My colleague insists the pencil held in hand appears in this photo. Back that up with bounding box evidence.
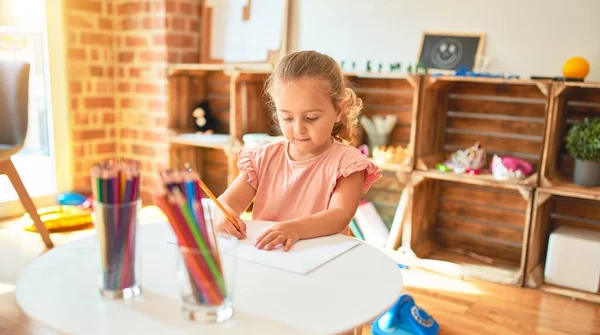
[197,179,245,238]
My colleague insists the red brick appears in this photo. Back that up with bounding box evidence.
[97,143,116,154]
[87,82,93,92]
[182,51,198,63]
[66,0,101,13]
[70,82,82,93]
[135,83,163,94]
[119,82,131,92]
[96,82,112,94]
[140,51,166,62]
[132,144,155,156]
[67,14,94,29]
[99,18,112,30]
[74,129,106,141]
[81,33,112,46]
[84,97,114,109]
[121,18,140,30]
[179,3,192,14]
[148,100,166,111]
[120,98,145,109]
[166,34,193,47]
[119,51,134,62]
[90,66,103,77]
[172,17,186,30]
[128,67,148,77]
[126,36,148,47]
[107,67,114,78]
[91,49,99,61]
[121,129,139,139]
[189,19,198,31]
[74,144,85,157]
[107,3,113,15]
[143,17,164,30]
[69,48,86,61]
[167,51,180,63]
[166,0,176,13]
[153,34,166,45]
[73,113,89,125]
[118,68,125,77]
[148,2,165,13]
[71,98,79,109]
[154,116,168,127]
[118,2,144,15]
[102,112,116,124]
[141,130,168,142]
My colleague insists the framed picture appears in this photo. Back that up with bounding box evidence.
[416,31,486,72]
[201,0,291,64]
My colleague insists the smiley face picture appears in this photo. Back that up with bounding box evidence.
[431,38,463,69]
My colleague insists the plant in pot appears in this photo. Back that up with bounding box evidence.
[566,117,600,186]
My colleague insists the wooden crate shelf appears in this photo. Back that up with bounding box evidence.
[349,74,421,171]
[401,174,534,286]
[540,82,600,201]
[525,188,600,304]
[415,76,552,188]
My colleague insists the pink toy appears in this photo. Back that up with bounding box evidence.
[490,155,533,180]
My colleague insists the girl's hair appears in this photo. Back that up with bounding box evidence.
[264,50,363,144]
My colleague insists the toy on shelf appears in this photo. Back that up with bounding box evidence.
[442,142,486,174]
[372,145,410,165]
[192,100,220,134]
[371,294,440,335]
[490,155,533,180]
[563,56,590,80]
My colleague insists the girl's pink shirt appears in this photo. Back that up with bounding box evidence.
[237,139,382,222]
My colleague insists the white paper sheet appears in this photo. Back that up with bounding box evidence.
[236,220,360,275]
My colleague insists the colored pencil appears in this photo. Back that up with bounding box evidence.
[91,158,141,292]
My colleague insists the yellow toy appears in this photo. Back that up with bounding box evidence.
[21,205,93,233]
[563,57,590,79]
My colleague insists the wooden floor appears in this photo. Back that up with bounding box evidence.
[1,212,599,335]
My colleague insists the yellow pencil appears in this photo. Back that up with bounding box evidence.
[197,179,243,234]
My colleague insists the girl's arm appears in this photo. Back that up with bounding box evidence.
[215,172,257,238]
[217,171,256,216]
[255,171,364,250]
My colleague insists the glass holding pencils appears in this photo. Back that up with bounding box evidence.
[154,169,238,323]
[91,158,142,300]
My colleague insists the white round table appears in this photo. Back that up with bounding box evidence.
[16,221,403,334]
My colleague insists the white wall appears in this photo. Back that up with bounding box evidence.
[289,0,600,81]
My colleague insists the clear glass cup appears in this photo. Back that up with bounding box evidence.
[176,234,237,323]
[92,200,142,300]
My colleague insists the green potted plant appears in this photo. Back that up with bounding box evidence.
[566,117,600,186]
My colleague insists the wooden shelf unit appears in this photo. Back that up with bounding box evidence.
[401,173,535,286]
[414,76,552,187]
[525,188,600,304]
[540,81,600,201]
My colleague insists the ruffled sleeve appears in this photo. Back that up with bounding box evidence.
[236,148,259,189]
[335,152,383,194]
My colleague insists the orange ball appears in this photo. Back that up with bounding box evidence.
[563,57,590,79]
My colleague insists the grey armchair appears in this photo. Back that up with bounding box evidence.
[0,60,53,248]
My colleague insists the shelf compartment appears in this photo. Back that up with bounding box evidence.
[402,175,534,286]
[525,188,600,304]
[540,82,600,200]
[415,76,552,188]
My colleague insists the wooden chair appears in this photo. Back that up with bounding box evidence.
[0,60,53,248]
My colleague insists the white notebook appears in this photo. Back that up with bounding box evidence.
[236,220,360,275]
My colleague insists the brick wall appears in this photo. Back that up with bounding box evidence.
[66,0,116,190]
[66,0,201,204]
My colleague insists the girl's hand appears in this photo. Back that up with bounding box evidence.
[255,223,300,251]
[214,208,247,239]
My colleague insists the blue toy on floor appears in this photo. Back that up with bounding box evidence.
[371,293,440,335]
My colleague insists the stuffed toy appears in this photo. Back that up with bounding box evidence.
[490,155,533,180]
[444,142,486,174]
[192,100,220,134]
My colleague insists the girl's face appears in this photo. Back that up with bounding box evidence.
[273,77,341,160]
